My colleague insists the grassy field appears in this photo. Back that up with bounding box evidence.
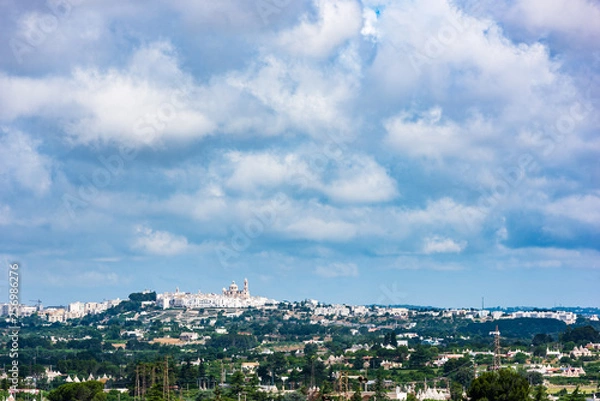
[546,384,598,394]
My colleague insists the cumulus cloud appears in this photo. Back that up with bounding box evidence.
[500,0,600,42]
[133,225,191,255]
[544,194,600,226]
[323,155,398,203]
[224,151,310,192]
[0,128,52,195]
[222,150,397,203]
[0,42,217,146]
[423,236,466,254]
[0,0,598,305]
[275,0,363,58]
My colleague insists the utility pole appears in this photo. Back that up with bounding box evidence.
[135,365,140,400]
[164,357,170,401]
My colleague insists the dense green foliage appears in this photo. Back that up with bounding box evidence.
[48,381,106,401]
[468,369,530,401]
[2,303,598,401]
[560,326,600,344]
[461,318,567,339]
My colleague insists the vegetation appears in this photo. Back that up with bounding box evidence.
[1,302,599,401]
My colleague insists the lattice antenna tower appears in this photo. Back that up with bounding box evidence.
[491,325,501,370]
[337,371,349,401]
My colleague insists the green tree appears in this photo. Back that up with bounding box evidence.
[304,343,318,358]
[524,371,544,386]
[444,357,474,388]
[531,385,550,401]
[468,369,530,401]
[351,380,363,401]
[532,334,553,346]
[373,370,388,401]
[229,370,246,397]
[214,384,223,401]
[409,346,432,368]
[449,381,464,401]
[145,384,165,401]
[533,346,546,358]
[561,326,600,345]
[48,381,106,401]
[512,353,528,365]
[559,387,586,401]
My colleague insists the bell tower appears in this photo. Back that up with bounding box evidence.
[243,278,249,298]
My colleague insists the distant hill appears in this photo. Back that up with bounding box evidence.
[459,318,567,339]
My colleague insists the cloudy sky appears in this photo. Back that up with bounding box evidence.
[1,0,599,308]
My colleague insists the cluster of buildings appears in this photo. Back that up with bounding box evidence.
[507,310,578,324]
[312,305,409,318]
[44,299,124,322]
[0,299,123,323]
[310,304,585,325]
[156,279,276,309]
[307,303,583,325]
[396,386,450,401]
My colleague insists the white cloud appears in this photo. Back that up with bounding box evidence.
[284,217,356,242]
[398,197,488,234]
[0,42,217,146]
[225,151,310,192]
[276,0,363,58]
[226,54,357,138]
[423,236,466,254]
[164,191,229,223]
[323,156,398,203]
[315,262,358,278]
[545,194,600,226]
[222,150,397,203]
[384,107,500,162]
[133,225,190,255]
[0,128,52,195]
[504,0,600,42]
[369,0,566,117]
[361,7,380,40]
[495,246,600,270]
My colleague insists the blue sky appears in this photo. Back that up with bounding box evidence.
[1,0,599,308]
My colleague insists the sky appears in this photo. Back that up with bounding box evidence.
[0,0,599,309]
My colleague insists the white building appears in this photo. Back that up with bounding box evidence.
[157,279,275,310]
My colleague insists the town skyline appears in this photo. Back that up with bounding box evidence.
[6,275,599,311]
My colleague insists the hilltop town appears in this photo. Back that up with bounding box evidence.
[1,279,599,401]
